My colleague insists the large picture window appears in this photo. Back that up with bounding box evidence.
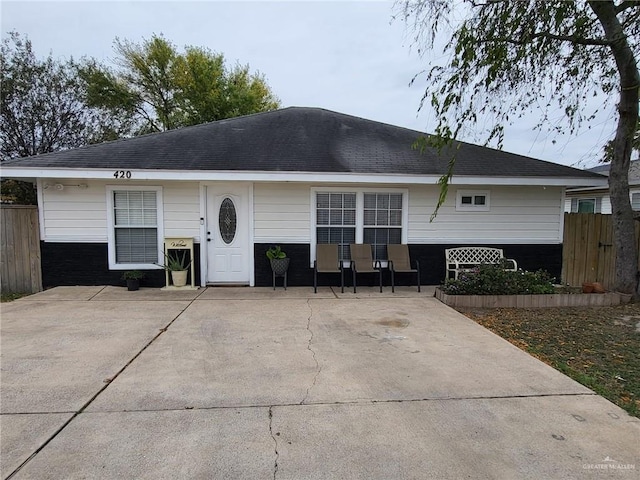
[107,186,163,269]
[313,189,406,262]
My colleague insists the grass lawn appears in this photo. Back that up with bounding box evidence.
[1,292,31,302]
[458,303,640,418]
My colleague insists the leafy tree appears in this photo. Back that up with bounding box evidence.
[398,0,639,296]
[0,32,129,204]
[80,34,281,134]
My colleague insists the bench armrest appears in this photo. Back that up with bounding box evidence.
[502,258,518,271]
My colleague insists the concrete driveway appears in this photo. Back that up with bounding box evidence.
[1,286,638,479]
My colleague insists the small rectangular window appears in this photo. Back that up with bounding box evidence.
[456,190,490,211]
[631,193,640,211]
[577,198,596,213]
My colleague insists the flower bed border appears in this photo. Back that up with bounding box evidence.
[435,288,630,308]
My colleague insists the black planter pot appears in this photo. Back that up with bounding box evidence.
[270,258,290,276]
[126,279,140,291]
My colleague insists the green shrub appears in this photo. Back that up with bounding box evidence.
[266,245,286,259]
[441,264,555,295]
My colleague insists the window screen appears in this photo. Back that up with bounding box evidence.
[113,190,158,263]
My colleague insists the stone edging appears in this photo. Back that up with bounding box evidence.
[434,288,629,308]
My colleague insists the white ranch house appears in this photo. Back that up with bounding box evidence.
[1,107,606,288]
[564,159,640,214]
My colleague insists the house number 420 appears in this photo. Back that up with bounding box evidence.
[113,170,132,179]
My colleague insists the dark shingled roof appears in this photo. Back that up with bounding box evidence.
[2,107,603,179]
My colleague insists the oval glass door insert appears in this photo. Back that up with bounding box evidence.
[219,197,237,244]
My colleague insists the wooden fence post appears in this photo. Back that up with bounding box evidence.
[1,205,42,294]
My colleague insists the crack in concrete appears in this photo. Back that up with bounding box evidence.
[268,406,279,480]
[86,286,107,301]
[301,299,321,405]
[3,392,599,416]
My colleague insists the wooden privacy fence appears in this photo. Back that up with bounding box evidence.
[562,213,640,290]
[1,205,42,294]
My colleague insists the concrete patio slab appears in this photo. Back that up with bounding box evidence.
[272,395,639,480]
[88,296,591,413]
[87,298,318,411]
[90,285,203,301]
[333,285,435,298]
[303,297,592,403]
[10,408,274,480]
[196,286,336,300]
[13,286,106,301]
[0,413,73,477]
[1,299,190,413]
[2,286,638,480]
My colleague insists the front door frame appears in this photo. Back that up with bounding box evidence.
[199,182,254,286]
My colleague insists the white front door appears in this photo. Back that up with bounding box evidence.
[206,184,251,284]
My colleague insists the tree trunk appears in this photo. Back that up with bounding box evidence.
[589,1,639,296]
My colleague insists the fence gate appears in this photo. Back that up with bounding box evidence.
[562,213,640,289]
[0,205,42,294]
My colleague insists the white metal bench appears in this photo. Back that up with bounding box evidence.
[445,247,518,280]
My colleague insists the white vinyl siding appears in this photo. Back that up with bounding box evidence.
[409,185,564,243]
[39,181,108,241]
[163,182,200,239]
[39,180,200,243]
[39,180,570,253]
[253,183,311,243]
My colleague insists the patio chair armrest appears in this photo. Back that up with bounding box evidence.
[388,259,394,272]
[374,260,382,270]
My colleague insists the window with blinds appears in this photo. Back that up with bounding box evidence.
[113,190,158,263]
[632,193,640,211]
[315,191,405,262]
[316,192,356,260]
[363,193,402,261]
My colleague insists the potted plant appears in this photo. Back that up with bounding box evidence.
[122,270,145,291]
[158,251,191,287]
[266,245,289,276]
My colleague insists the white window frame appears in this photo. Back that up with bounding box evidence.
[456,190,490,212]
[106,185,164,270]
[310,187,409,267]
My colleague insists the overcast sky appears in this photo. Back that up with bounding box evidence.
[2,0,618,168]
